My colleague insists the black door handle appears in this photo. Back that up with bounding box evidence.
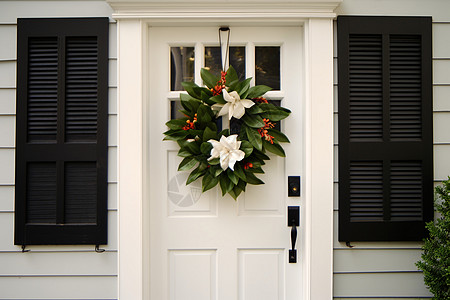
[288,206,300,263]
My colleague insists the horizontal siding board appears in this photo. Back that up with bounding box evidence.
[108,183,117,210]
[108,146,117,183]
[109,59,117,87]
[0,115,14,147]
[334,273,432,298]
[0,89,15,114]
[0,25,16,60]
[0,61,15,87]
[432,23,450,58]
[433,60,450,84]
[0,276,117,299]
[109,115,117,146]
[433,86,450,111]
[0,1,113,23]
[0,149,14,184]
[0,211,117,251]
[0,251,116,276]
[108,87,117,114]
[0,186,13,211]
[109,23,117,58]
[434,112,450,142]
[434,144,450,180]
[334,249,422,272]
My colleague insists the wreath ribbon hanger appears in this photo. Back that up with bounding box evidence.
[219,27,230,71]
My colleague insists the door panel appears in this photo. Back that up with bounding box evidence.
[148,26,303,300]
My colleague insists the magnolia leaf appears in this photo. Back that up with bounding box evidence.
[247,104,263,115]
[225,65,238,84]
[248,166,264,174]
[208,157,220,165]
[201,91,216,106]
[186,167,206,185]
[268,128,290,143]
[247,85,272,99]
[263,140,286,157]
[201,68,219,89]
[238,78,252,98]
[177,148,192,157]
[253,149,270,161]
[245,172,265,185]
[261,109,290,122]
[219,173,234,196]
[181,82,201,99]
[165,118,188,130]
[214,166,223,177]
[242,114,265,128]
[197,104,212,123]
[202,127,216,143]
[178,157,198,171]
[200,141,213,154]
[240,140,253,157]
[244,125,263,151]
[202,173,219,192]
[185,140,201,155]
[226,168,239,185]
[210,94,226,104]
[237,179,247,192]
[228,185,243,200]
[163,130,189,141]
[233,163,247,181]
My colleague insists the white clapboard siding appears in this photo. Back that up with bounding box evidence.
[334,273,432,298]
[0,186,13,211]
[109,87,117,114]
[434,86,450,111]
[0,89,15,114]
[109,23,117,59]
[334,249,422,273]
[434,60,450,84]
[108,146,117,183]
[0,211,118,252]
[0,25,15,59]
[109,115,118,146]
[0,61,15,87]
[0,276,117,299]
[434,113,450,143]
[433,23,450,58]
[434,145,450,180]
[0,251,117,275]
[0,1,114,23]
[0,149,14,184]
[0,115,14,147]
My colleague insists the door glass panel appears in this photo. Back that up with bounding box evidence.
[171,47,195,91]
[204,46,246,80]
[255,46,280,90]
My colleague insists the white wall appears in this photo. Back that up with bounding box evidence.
[334,0,450,298]
[0,1,117,299]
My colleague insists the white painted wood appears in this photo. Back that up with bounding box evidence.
[334,298,431,300]
[109,87,118,114]
[0,89,15,114]
[0,276,117,299]
[434,86,450,112]
[0,251,117,275]
[0,186,13,211]
[304,18,334,300]
[117,19,145,300]
[0,25,16,59]
[109,115,118,146]
[334,249,422,272]
[0,149,14,184]
[148,26,303,300]
[0,1,113,23]
[434,144,450,180]
[0,116,14,147]
[334,273,432,298]
[110,23,118,58]
[335,0,450,22]
[434,60,450,84]
[334,113,338,145]
[109,59,118,87]
[108,146,117,183]
[108,182,118,210]
[0,61,15,87]
[433,23,450,58]
[434,112,450,143]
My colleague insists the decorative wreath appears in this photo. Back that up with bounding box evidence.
[163,66,291,199]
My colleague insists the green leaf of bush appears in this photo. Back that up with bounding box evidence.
[268,128,290,143]
[263,140,286,157]
[202,173,219,192]
[201,68,219,89]
[242,114,265,128]
[178,157,198,171]
[244,125,263,151]
[247,85,272,99]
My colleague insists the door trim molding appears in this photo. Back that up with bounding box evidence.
[114,3,338,299]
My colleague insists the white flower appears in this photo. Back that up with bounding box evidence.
[217,89,255,120]
[208,135,245,171]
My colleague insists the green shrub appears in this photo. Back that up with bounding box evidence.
[416,177,450,299]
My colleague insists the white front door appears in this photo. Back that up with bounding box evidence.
[148,26,303,300]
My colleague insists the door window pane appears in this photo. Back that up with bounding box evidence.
[204,46,246,81]
[171,47,195,91]
[255,46,280,90]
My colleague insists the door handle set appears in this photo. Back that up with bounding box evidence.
[288,206,300,263]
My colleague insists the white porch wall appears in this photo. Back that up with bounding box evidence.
[0,1,118,299]
[334,0,450,298]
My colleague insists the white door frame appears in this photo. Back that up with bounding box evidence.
[110,1,340,299]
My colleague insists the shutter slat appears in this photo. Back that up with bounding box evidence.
[65,37,98,143]
[27,37,58,142]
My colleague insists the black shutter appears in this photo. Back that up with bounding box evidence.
[15,18,108,245]
[338,16,433,241]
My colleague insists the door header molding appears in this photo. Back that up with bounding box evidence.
[107,0,341,20]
